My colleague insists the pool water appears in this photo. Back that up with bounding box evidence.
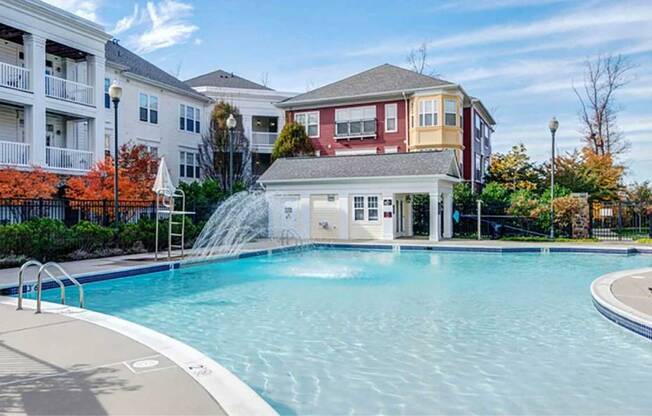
[38,249,652,414]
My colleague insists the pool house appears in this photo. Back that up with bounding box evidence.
[258,150,461,241]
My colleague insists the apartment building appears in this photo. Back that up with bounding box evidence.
[185,70,294,177]
[0,0,210,185]
[275,64,495,190]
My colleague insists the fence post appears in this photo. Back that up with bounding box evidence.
[648,213,652,238]
[477,200,483,240]
[38,198,44,218]
[102,199,108,226]
[617,202,623,241]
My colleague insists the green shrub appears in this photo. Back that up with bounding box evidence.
[71,221,114,252]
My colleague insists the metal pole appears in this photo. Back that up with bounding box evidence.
[113,98,120,230]
[550,130,555,239]
[229,127,234,193]
[477,199,482,240]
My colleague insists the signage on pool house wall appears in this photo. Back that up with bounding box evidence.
[383,198,393,218]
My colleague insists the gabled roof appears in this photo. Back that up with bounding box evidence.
[277,64,453,108]
[258,150,460,183]
[105,41,209,101]
[184,69,272,91]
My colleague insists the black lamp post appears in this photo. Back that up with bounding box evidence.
[226,114,237,193]
[108,80,122,229]
[548,116,559,239]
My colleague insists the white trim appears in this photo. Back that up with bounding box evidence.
[294,111,319,138]
[418,98,438,127]
[0,296,276,416]
[351,194,381,224]
[384,103,398,133]
[335,148,377,156]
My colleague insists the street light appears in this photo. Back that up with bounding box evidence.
[548,116,559,239]
[226,114,237,193]
[108,80,122,229]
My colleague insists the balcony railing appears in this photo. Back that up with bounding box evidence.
[46,146,93,171]
[251,132,278,151]
[0,62,30,92]
[45,75,94,106]
[0,140,30,166]
[335,119,377,139]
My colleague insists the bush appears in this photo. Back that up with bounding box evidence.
[453,182,476,214]
[480,182,511,214]
[272,122,315,160]
[71,221,114,252]
[177,179,226,222]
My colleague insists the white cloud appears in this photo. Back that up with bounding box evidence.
[432,0,573,12]
[42,0,102,22]
[114,0,199,54]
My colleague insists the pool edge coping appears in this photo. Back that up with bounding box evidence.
[590,267,652,340]
[0,296,278,416]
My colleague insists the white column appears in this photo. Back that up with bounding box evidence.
[87,54,105,163]
[338,192,349,240]
[23,34,46,167]
[429,191,440,242]
[299,193,311,240]
[443,192,453,239]
[382,194,395,240]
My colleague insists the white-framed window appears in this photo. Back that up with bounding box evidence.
[474,112,481,141]
[444,99,456,126]
[335,106,376,137]
[385,103,397,133]
[179,150,200,179]
[475,153,482,180]
[352,195,380,223]
[104,78,111,109]
[418,99,438,127]
[179,104,201,133]
[294,111,319,137]
[139,93,158,124]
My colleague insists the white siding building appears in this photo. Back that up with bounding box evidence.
[0,0,211,185]
[185,70,295,177]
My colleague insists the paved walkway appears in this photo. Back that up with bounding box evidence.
[0,303,225,416]
[611,270,652,316]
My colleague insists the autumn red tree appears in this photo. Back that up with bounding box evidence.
[0,167,60,199]
[65,143,157,201]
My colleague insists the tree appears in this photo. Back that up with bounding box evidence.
[271,122,315,160]
[485,144,544,192]
[0,167,59,199]
[453,182,476,213]
[406,42,437,76]
[198,101,251,191]
[625,181,652,228]
[479,182,511,214]
[65,143,157,201]
[553,147,624,201]
[573,54,633,156]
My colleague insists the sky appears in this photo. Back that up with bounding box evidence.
[46,0,652,183]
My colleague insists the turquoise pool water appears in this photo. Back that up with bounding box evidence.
[38,249,652,414]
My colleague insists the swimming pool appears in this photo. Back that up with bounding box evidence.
[37,248,652,414]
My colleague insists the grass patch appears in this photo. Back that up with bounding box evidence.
[636,238,652,244]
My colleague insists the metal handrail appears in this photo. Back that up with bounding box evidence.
[36,262,84,314]
[17,260,46,309]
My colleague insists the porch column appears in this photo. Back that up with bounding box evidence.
[23,34,46,167]
[429,192,441,242]
[381,194,394,240]
[443,192,453,239]
[298,192,311,240]
[87,55,105,163]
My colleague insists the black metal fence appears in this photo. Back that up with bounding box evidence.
[454,215,550,239]
[0,198,156,226]
[590,202,652,241]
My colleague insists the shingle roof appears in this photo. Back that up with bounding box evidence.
[184,69,272,90]
[258,150,460,183]
[278,64,453,106]
[105,41,208,101]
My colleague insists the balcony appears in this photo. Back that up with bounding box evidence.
[0,62,30,92]
[0,140,30,166]
[46,146,92,171]
[45,75,94,106]
[335,119,377,140]
[251,132,278,152]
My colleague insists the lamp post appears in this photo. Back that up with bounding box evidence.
[548,117,559,239]
[226,114,237,193]
[108,80,122,229]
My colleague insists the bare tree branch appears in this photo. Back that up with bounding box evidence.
[260,72,270,88]
[406,42,437,76]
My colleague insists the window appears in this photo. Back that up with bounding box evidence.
[352,195,380,222]
[179,150,200,179]
[385,103,397,133]
[139,93,158,124]
[294,111,319,137]
[418,99,438,127]
[474,113,481,141]
[475,154,482,180]
[104,78,110,109]
[179,104,200,133]
[445,99,456,126]
[335,106,376,137]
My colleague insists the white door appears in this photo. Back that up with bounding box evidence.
[271,195,300,235]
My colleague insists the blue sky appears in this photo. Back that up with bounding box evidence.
[47,0,652,183]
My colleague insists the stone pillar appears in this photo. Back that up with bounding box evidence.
[443,192,453,239]
[23,34,46,167]
[87,55,105,163]
[429,192,440,242]
[571,193,590,239]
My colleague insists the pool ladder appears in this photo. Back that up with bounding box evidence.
[17,260,84,314]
